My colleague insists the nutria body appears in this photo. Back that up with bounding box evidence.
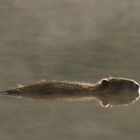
[4,77,140,107]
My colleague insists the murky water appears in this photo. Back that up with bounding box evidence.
[0,0,140,140]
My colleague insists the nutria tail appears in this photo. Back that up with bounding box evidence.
[0,90,8,96]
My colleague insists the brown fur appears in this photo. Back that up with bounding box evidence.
[6,77,140,107]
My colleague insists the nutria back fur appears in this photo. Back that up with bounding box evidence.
[6,77,140,107]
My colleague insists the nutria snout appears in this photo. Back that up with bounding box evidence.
[4,77,140,107]
[132,82,139,92]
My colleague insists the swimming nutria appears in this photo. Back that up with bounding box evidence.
[2,77,140,107]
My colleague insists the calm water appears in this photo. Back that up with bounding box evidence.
[0,0,140,140]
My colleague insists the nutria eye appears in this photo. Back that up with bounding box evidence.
[101,79,109,87]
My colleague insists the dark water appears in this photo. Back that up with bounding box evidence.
[0,0,140,140]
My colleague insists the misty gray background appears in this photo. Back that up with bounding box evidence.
[0,0,140,140]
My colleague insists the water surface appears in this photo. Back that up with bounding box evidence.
[0,0,140,140]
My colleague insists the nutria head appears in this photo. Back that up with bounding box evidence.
[95,77,140,107]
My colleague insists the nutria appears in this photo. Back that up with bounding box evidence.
[2,77,140,107]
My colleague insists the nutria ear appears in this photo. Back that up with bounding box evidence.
[101,79,109,87]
